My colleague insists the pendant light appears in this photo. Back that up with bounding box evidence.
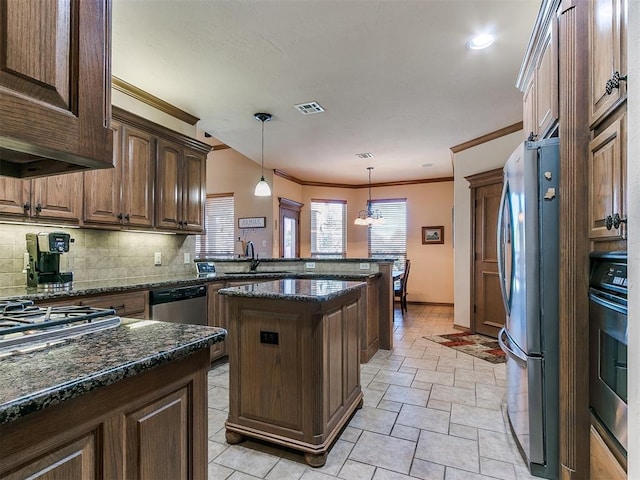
[354,167,384,225]
[254,112,272,196]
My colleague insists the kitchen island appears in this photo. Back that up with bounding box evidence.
[0,318,226,479]
[219,279,364,467]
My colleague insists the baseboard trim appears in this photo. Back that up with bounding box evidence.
[400,301,454,307]
[452,323,472,333]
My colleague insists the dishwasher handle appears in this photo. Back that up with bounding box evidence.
[149,284,206,305]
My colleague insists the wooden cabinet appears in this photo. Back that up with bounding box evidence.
[207,282,227,360]
[589,115,626,240]
[0,0,113,178]
[0,349,210,480]
[589,0,627,126]
[79,291,148,319]
[590,424,626,479]
[156,140,206,233]
[519,12,558,140]
[0,173,82,223]
[84,121,155,228]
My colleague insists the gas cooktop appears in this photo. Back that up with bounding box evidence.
[0,300,121,356]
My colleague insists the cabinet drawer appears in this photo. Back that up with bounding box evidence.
[80,292,147,317]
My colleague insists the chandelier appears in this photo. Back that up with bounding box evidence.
[354,167,384,225]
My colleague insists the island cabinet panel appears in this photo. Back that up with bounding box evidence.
[207,282,227,360]
[225,286,363,467]
[0,0,113,178]
[0,349,209,480]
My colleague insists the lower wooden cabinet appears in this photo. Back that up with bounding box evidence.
[590,424,626,480]
[38,291,148,319]
[0,349,210,480]
[207,282,226,360]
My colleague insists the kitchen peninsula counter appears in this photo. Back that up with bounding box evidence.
[220,279,364,467]
[0,320,226,479]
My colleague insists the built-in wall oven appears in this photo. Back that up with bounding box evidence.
[589,251,627,456]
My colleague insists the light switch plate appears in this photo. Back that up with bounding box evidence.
[183,252,190,264]
[359,263,370,270]
[305,262,316,269]
[154,252,162,265]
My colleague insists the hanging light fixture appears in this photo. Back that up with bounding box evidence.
[254,112,272,196]
[354,167,384,225]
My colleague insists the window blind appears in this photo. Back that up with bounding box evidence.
[310,199,347,258]
[368,199,407,269]
[195,194,235,258]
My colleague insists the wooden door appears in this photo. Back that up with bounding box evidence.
[31,173,82,222]
[0,177,29,217]
[122,126,154,227]
[155,138,181,230]
[467,169,505,338]
[83,121,123,225]
[279,198,303,258]
[589,0,626,125]
[180,148,206,233]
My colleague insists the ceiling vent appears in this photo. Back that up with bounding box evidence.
[294,101,325,115]
[355,153,374,159]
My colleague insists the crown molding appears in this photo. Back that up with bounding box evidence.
[450,122,523,154]
[274,169,453,188]
[112,76,200,126]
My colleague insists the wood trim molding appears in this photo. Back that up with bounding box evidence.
[112,76,200,126]
[211,144,231,151]
[278,197,304,211]
[273,169,453,188]
[464,168,503,188]
[450,122,523,154]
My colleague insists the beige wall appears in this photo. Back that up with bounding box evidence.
[452,131,522,329]
[207,157,455,304]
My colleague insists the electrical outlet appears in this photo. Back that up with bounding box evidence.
[305,262,316,269]
[262,240,267,247]
[359,263,370,270]
[183,252,190,264]
[154,252,162,265]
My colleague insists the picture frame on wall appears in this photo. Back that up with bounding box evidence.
[238,217,266,229]
[422,225,444,244]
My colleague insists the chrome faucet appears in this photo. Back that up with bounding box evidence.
[245,241,260,271]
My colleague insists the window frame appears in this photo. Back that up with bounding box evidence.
[195,193,235,258]
[310,198,347,259]
[367,198,407,270]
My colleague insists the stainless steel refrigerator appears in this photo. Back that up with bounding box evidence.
[497,138,559,479]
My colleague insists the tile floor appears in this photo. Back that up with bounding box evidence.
[206,305,537,479]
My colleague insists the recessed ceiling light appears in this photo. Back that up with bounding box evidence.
[294,101,325,115]
[467,33,495,50]
[356,153,374,159]
[421,163,433,168]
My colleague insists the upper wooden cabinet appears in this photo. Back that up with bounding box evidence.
[588,0,627,126]
[0,0,113,178]
[156,141,206,233]
[517,3,559,140]
[0,173,82,223]
[84,121,155,228]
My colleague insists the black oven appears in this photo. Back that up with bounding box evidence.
[589,251,627,455]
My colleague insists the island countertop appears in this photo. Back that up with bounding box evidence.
[218,278,365,302]
[0,319,226,424]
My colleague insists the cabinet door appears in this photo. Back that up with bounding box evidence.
[181,148,206,233]
[125,387,190,480]
[0,0,112,176]
[0,177,29,217]
[208,282,226,359]
[589,116,625,239]
[155,138,182,230]
[589,0,627,125]
[83,121,123,225]
[122,126,154,227]
[3,433,98,480]
[31,173,82,222]
[522,79,536,140]
[535,22,558,137]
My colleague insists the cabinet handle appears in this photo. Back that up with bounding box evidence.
[605,215,614,230]
[117,213,123,220]
[35,203,42,213]
[527,132,537,142]
[612,213,627,229]
[124,214,130,221]
[110,304,125,311]
[23,202,30,213]
[605,71,627,95]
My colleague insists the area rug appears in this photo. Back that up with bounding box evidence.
[424,332,506,364]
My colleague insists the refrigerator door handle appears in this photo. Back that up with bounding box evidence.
[498,327,527,365]
[496,178,510,315]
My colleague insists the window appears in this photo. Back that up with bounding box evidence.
[310,199,347,258]
[196,194,235,258]
[368,198,407,270]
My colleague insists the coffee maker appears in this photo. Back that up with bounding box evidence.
[26,232,73,290]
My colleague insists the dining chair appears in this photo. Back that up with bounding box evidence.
[394,259,410,314]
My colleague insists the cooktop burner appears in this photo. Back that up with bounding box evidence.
[0,299,121,356]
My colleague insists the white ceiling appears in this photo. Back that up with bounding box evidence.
[112,0,540,185]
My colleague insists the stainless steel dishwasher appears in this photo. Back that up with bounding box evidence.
[149,284,207,325]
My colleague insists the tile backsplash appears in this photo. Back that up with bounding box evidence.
[0,224,196,288]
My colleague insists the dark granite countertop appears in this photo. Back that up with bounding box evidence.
[218,279,365,302]
[0,319,226,424]
[0,272,380,303]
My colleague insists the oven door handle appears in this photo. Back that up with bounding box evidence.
[498,327,527,366]
[589,290,627,314]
